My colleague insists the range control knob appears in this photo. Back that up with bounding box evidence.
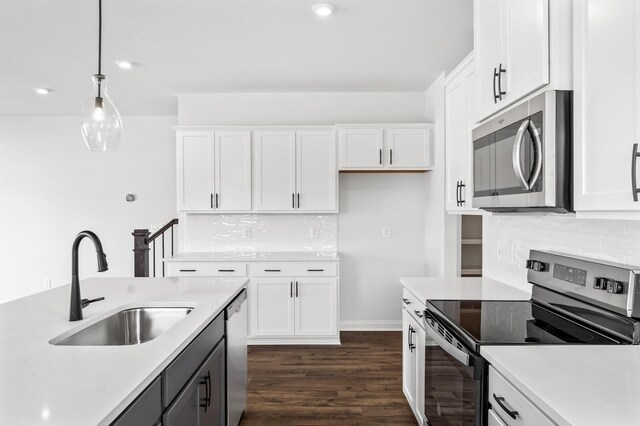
[526,260,549,272]
[593,277,607,290]
[606,280,624,294]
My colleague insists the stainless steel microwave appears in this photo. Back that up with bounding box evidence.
[472,90,572,213]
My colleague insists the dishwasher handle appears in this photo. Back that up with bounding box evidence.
[225,289,247,319]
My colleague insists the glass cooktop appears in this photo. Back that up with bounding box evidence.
[427,300,621,348]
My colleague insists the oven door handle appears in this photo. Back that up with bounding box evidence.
[512,119,532,190]
[423,311,471,366]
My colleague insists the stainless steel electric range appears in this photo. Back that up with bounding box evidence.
[422,250,640,426]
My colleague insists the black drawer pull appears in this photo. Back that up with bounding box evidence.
[414,310,423,318]
[402,298,411,305]
[218,269,235,272]
[493,393,519,420]
[307,269,324,272]
[179,269,196,272]
[265,269,281,272]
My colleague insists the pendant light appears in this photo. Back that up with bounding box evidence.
[80,0,122,151]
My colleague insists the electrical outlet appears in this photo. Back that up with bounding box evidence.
[43,278,52,289]
[243,227,252,239]
[382,227,391,238]
[310,227,319,239]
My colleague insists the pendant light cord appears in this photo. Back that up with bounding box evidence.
[97,0,102,97]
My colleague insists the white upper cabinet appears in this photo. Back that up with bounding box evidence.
[386,128,432,169]
[295,131,337,212]
[253,131,297,212]
[214,131,252,211]
[574,0,640,213]
[338,125,433,171]
[338,128,384,169]
[474,0,552,121]
[445,54,479,213]
[177,131,214,211]
[177,130,252,212]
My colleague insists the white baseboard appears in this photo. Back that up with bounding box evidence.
[339,320,402,331]
[248,336,341,345]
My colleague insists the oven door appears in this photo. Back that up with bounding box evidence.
[423,309,486,426]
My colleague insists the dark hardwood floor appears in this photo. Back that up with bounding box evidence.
[240,331,416,425]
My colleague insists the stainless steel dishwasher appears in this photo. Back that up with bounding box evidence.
[225,289,247,426]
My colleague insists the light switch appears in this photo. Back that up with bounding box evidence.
[310,227,319,239]
[43,278,52,289]
[382,227,391,238]
[243,227,252,239]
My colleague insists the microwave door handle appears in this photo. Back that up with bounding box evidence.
[512,119,532,190]
[527,120,543,190]
[423,312,471,366]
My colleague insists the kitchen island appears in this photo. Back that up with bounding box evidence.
[0,276,247,425]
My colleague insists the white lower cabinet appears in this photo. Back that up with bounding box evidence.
[488,366,555,426]
[402,299,426,425]
[249,278,295,336]
[294,278,337,336]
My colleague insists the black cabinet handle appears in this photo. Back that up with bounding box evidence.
[459,181,466,205]
[390,149,393,165]
[414,310,423,318]
[179,269,196,272]
[200,371,211,412]
[295,281,299,297]
[290,281,293,298]
[292,193,295,208]
[402,298,411,305]
[265,269,281,272]
[307,269,324,272]
[379,148,382,165]
[497,63,506,100]
[218,269,235,272]
[215,193,219,208]
[632,143,640,201]
[493,67,499,103]
[210,193,214,209]
[297,193,300,209]
[493,393,518,420]
[456,181,460,206]
[408,325,416,352]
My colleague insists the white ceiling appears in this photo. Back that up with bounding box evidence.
[0,0,473,116]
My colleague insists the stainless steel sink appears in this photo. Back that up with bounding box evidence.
[53,307,193,346]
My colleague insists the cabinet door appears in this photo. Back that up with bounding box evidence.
[338,128,384,169]
[214,131,251,211]
[249,278,295,336]
[296,131,337,211]
[574,0,640,211]
[505,0,549,103]
[402,309,417,410]
[253,132,296,211]
[177,131,214,211]
[162,369,203,426]
[386,128,432,169]
[294,277,337,336]
[199,340,226,426]
[446,68,470,212]
[475,0,507,121]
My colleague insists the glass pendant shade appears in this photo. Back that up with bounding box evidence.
[80,75,122,151]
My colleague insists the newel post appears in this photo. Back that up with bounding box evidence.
[132,229,150,277]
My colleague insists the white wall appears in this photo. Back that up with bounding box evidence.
[424,74,458,277]
[483,214,640,292]
[178,92,428,126]
[0,116,177,302]
[178,91,432,330]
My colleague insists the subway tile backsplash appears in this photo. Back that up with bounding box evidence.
[183,214,337,252]
[483,214,640,291]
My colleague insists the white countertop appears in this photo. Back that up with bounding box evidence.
[164,251,340,262]
[400,276,531,303]
[0,276,247,426]
[482,345,640,426]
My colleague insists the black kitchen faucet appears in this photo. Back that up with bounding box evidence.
[69,231,108,321]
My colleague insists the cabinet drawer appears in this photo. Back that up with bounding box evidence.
[162,313,224,407]
[488,366,555,426]
[166,262,247,277]
[250,262,338,277]
[111,376,162,426]
[402,288,426,325]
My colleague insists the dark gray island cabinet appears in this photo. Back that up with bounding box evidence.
[112,312,226,426]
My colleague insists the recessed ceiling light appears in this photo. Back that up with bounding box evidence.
[115,60,133,70]
[311,3,335,16]
[33,87,51,95]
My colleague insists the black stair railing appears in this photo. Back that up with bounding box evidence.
[133,218,178,277]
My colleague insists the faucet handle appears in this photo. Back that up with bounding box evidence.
[81,297,105,309]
